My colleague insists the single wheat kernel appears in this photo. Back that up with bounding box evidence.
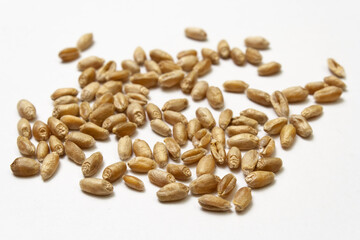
[196,107,216,129]
[36,141,49,162]
[112,122,137,138]
[82,152,103,177]
[77,33,93,51]
[48,135,64,156]
[218,109,232,130]
[244,36,269,49]
[145,103,162,120]
[17,136,35,156]
[305,81,327,95]
[133,139,152,158]
[144,61,162,75]
[217,39,231,59]
[226,125,258,137]
[77,56,105,71]
[227,133,259,151]
[177,55,198,72]
[102,162,127,183]
[65,132,95,149]
[96,81,122,97]
[102,113,127,131]
[217,173,237,197]
[10,157,40,177]
[246,88,271,106]
[51,88,78,101]
[282,86,309,103]
[328,58,345,78]
[124,84,149,96]
[189,173,220,195]
[191,81,209,101]
[81,82,100,102]
[227,147,241,169]
[241,150,259,176]
[323,76,346,90]
[264,117,288,135]
[127,157,157,173]
[150,119,172,137]
[122,175,145,191]
[163,110,188,126]
[106,70,131,82]
[17,118,31,139]
[187,118,202,140]
[210,139,226,165]
[271,91,289,117]
[198,194,232,212]
[211,126,226,146]
[245,171,275,189]
[164,137,181,161]
[32,120,51,141]
[314,86,342,103]
[118,136,132,161]
[223,80,249,93]
[192,128,211,149]
[180,70,198,94]
[185,27,207,41]
[177,49,197,59]
[201,48,219,65]
[52,103,79,119]
[53,95,79,106]
[280,124,296,149]
[196,155,216,177]
[60,115,85,130]
[246,47,262,65]
[158,70,185,88]
[79,178,113,196]
[126,103,146,127]
[121,59,140,74]
[58,47,80,62]
[133,46,147,65]
[158,60,182,73]
[162,98,188,112]
[166,164,191,181]
[17,99,36,120]
[231,48,246,66]
[157,182,190,202]
[289,114,313,138]
[150,49,173,63]
[259,136,275,157]
[206,86,224,109]
[173,122,187,146]
[64,140,85,165]
[258,61,281,76]
[89,103,115,126]
[181,148,207,165]
[148,169,176,187]
[127,92,148,106]
[256,157,283,173]
[47,117,68,140]
[113,92,128,113]
[301,105,323,120]
[154,142,168,168]
[193,58,212,77]
[41,152,59,181]
[79,102,92,121]
[240,108,268,125]
[94,92,115,109]
[233,187,252,212]
[130,72,159,88]
[80,122,109,140]
[230,115,258,129]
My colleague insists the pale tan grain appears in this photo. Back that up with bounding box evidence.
[191,81,209,101]
[17,136,35,156]
[79,178,113,196]
[126,102,146,126]
[201,48,219,65]
[158,70,185,88]
[181,148,207,165]
[124,84,149,96]
[121,59,140,74]
[65,131,95,149]
[150,119,172,137]
[41,152,59,180]
[230,115,258,129]
[328,58,345,78]
[112,122,137,138]
[96,61,117,82]
[133,139,152,158]
[17,118,31,139]
[210,139,226,165]
[173,122,187,146]
[193,59,211,77]
[196,155,216,177]
[280,124,296,149]
[305,81,327,95]
[258,62,281,76]
[301,105,323,119]
[133,46,146,65]
[223,80,249,93]
[263,117,288,135]
[77,33,93,51]
[127,157,157,173]
[185,27,207,41]
[36,141,49,162]
[198,194,232,212]
[106,70,131,82]
[180,70,198,94]
[144,60,162,75]
[102,113,127,131]
[227,133,259,151]
[245,171,275,188]
[17,99,36,120]
[256,157,283,173]
[246,88,271,106]
[324,75,346,90]
[81,82,100,102]
[282,86,309,103]
[146,103,162,120]
[53,95,79,106]
[10,157,40,177]
[177,55,198,72]
[271,91,289,117]
[211,126,226,146]
[231,47,246,66]
[164,137,181,161]
[47,117,68,140]
[240,108,268,125]
[227,147,241,169]
[206,86,224,109]
[64,140,85,165]
[233,187,252,212]
[289,114,313,138]
[166,164,191,181]
[192,128,211,149]
[89,103,114,126]
[196,107,216,129]
[162,98,188,112]
[314,86,342,103]
[49,135,64,156]
[245,47,262,65]
[113,92,129,113]
[226,125,258,137]
[82,152,103,177]
[177,49,197,59]
[217,39,230,59]
[157,182,189,202]
[77,56,105,71]
[102,162,127,183]
[150,49,173,62]
[163,110,188,126]
[117,136,132,161]
[189,173,220,195]
[259,136,275,157]
[244,36,269,49]
[187,118,202,140]
[241,150,259,176]
[158,60,182,73]
[79,101,92,121]
[148,169,176,187]
[153,142,168,168]
[52,103,79,119]
[219,108,233,130]
[217,173,237,197]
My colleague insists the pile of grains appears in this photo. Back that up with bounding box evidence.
[11,28,346,212]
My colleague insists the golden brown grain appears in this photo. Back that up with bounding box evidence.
[328,58,345,78]
[41,152,59,181]
[162,98,188,112]
[245,47,262,65]
[164,137,181,161]
[173,122,187,146]
[82,152,103,177]
[80,122,109,140]
[201,48,219,65]
[301,105,323,120]
[79,101,92,121]
[153,142,168,168]
[58,47,80,62]
[177,55,198,72]
[233,187,252,212]
[280,124,296,149]
[117,136,133,161]
[263,117,288,135]
[166,164,192,181]
[217,39,231,59]
[185,27,207,41]
[79,178,113,196]
[89,103,114,126]
[217,173,237,197]
[36,141,49,162]
[112,122,137,138]
[189,173,220,195]
[210,139,226,165]
[77,56,105,71]
[49,135,64,156]
[52,103,79,119]
[246,88,271,106]
[314,86,342,103]
[258,62,281,76]
[157,183,189,202]
[196,107,216,129]
[198,194,232,212]
[47,117,69,140]
[65,131,95,149]
[81,82,100,102]
[148,169,176,187]
[64,140,85,165]
[196,155,215,177]
[10,157,40,177]
[223,80,249,93]
[181,148,207,165]
[17,118,31,139]
[121,59,140,74]
[163,110,188,126]
[127,157,157,173]
[17,136,35,156]
[240,108,268,125]
[60,115,86,130]
[289,114,313,138]
[231,48,246,66]
[259,136,275,157]
[150,49,173,62]
[102,162,127,183]
[77,33,93,51]
[122,175,145,191]
[270,91,289,117]
[126,102,146,127]
[144,61,162,75]
[256,157,283,173]
[245,171,275,188]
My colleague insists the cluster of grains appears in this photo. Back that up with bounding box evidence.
[11,29,346,213]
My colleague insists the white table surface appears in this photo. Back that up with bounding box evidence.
[1,0,359,239]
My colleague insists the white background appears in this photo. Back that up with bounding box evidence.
[1,0,360,239]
